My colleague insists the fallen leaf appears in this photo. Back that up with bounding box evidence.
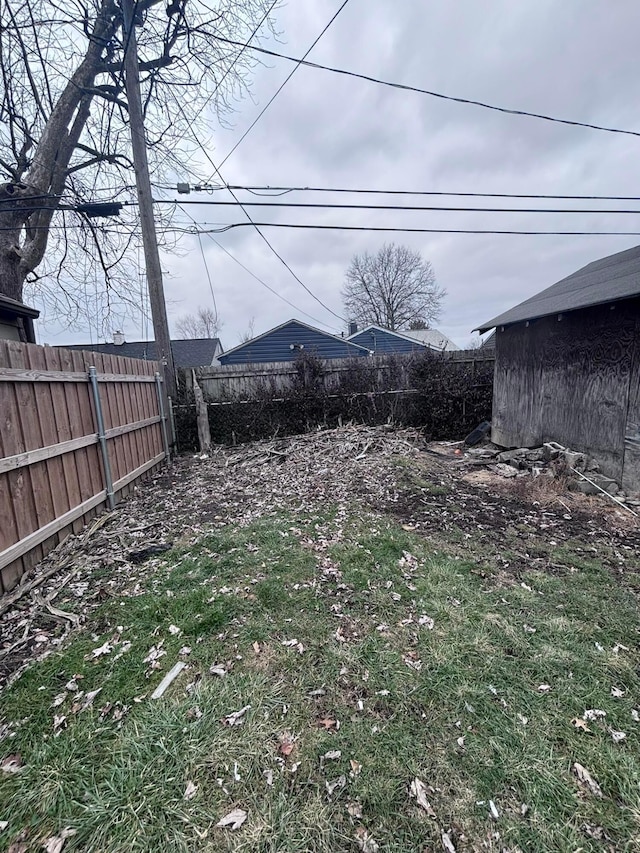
[609,728,626,743]
[418,615,434,629]
[223,705,251,726]
[326,775,346,795]
[51,693,66,708]
[322,749,342,762]
[349,759,362,777]
[489,800,499,820]
[582,709,606,722]
[209,664,227,677]
[85,640,111,660]
[264,769,273,786]
[168,624,181,635]
[179,646,192,656]
[216,808,247,830]
[0,821,7,832]
[441,831,457,852]
[632,709,639,722]
[354,827,379,852]
[409,777,436,816]
[183,781,198,800]
[347,801,363,818]
[517,713,528,726]
[573,762,603,797]
[1,754,23,774]
[456,736,465,748]
[278,732,296,756]
[571,718,591,732]
[53,715,67,737]
[252,641,261,654]
[537,684,551,693]
[43,827,76,853]
[611,686,625,698]
[317,717,339,731]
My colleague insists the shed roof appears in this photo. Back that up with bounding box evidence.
[0,294,40,318]
[61,338,222,368]
[476,244,640,333]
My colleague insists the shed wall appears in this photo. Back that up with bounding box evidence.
[491,299,640,488]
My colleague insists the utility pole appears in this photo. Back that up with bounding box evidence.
[121,0,177,399]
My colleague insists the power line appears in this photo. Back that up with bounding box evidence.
[176,204,339,329]
[159,199,640,215]
[196,231,218,320]
[223,185,640,202]
[216,0,352,171]
[209,36,640,140]
[184,222,640,236]
[164,91,346,323]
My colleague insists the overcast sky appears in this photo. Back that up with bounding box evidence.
[42,0,640,349]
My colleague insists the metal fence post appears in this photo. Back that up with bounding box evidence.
[155,372,171,462]
[88,365,116,510]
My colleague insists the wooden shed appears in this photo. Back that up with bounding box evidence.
[477,245,640,494]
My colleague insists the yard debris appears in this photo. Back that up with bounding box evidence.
[216,808,247,830]
[223,705,251,726]
[441,830,457,852]
[571,718,591,732]
[317,717,339,731]
[278,732,296,756]
[582,709,606,722]
[150,662,186,699]
[325,775,346,795]
[42,828,76,853]
[489,800,500,820]
[354,827,379,852]
[168,624,181,636]
[609,728,627,743]
[209,664,227,677]
[418,615,435,629]
[143,643,166,672]
[183,781,198,800]
[128,543,172,563]
[573,762,603,797]
[611,686,625,698]
[537,684,551,693]
[85,639,112,660]
[349,759,362,777]
[0,754,23,774]
[321,750,341,764]
[347,801,363,818]
[409,777,436,816]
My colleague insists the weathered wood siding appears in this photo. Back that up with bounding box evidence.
[0,341,167,593]
[492,298,640,489]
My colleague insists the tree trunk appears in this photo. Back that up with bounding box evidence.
[0,224,25,302]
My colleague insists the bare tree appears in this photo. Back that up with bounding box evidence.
[342,244,445,331]
[407,318,428,330]
[239,316,255,343]
[0,0,278,322]
[175,306,221,338]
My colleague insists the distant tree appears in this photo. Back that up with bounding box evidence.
[342,244,445,331]
[407,318,429,330]
[239,316,255,343]
[175,306,221,338]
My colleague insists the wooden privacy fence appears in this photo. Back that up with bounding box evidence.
[193,350,495,402]
[0,340,170,594]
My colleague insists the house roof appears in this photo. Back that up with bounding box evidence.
[348,324,428,347]
[61,337,222,368]
[476,244,640,333]
[219,318,370,361]
[399,328,460,351]
[0,294,40,318]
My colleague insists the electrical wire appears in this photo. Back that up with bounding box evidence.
[158,199,640,215]
[164,89,346,323]
[223,185,640,202]
[183,223,640,236]
[209,36,640,140]
[196,231,218,321]
[216,0,352,171]
[176,204,339,329]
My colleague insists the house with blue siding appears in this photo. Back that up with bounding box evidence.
[218,319,370,365]
[348,324,458,354]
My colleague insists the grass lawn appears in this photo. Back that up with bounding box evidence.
[1,443,639,851]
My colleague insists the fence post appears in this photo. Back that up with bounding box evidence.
[88,365,116,510]
[155,372,171,462]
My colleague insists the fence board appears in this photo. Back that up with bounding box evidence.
[0,341,167,593]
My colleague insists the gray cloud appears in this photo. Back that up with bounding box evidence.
[44,0,640,351]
